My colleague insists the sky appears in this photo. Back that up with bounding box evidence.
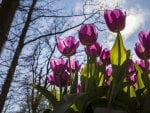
[59,0,150,60]
[0,0,149,111]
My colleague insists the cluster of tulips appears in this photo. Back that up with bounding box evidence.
[37,9,150,113]
[47,23,111,88]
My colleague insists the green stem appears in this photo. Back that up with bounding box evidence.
[118,32,121,66]
[85,56,90,92]
[108,80,116,107]
[60,86,62,100]
[108,32,121,107]
[144,59,150,93]
[58,76,62,100]
[68,57,72,77]
[68,56,73,83]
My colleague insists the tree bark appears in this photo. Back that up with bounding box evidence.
[0,0,37,112]
[0,0,20,53]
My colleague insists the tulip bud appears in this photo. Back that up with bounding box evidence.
[67,59,81,73]
[100,48,110,63]
[50,59,66,75]
[57,36,79,57]
[78,24,98,45]
[47,75,55,85]
[85,42,102,57]
[47,72,70,87]
[134,42,150,59]
[139,31,150,50]
[77,84,81,94]
[127,59,135,73]
[104,9,126,32]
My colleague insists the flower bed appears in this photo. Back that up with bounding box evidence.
[33,9,150,113]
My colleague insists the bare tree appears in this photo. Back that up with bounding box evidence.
[0,0,19,53]
[0,0,109,112]
[0,0,37,112]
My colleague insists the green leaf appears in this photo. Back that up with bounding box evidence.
[134,64,145,90]
[110,32,127,66]
[32,84,57,107]
[129,86,136,98]
[123,85,136,98]
[52,93,86,113]
[70,72,78,93]
[81,64,94,78]
[70,104,79,112]
[51,87,60,101]
[98,73,105,87]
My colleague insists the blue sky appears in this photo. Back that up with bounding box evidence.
[59,0,150,60]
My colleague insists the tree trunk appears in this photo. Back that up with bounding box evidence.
[0,0,20,53]
[0,0,37,112]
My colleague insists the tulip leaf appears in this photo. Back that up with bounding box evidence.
[129,86,136,98]
[32,84,57,107]
[98,73,105,87]
[51,88,60,101]
[70,104,79,112]
[110,32,127,66]
[123,85,136,98]
[134,64,145,90]
[70,72,78,93]
[81,63,96,77]
[52,93,87,113]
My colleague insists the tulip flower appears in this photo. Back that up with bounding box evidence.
[67,59,81,73]
[127,59,135,73]
[139,31,150,50]
[47,75,55,85]
[104,9,126,32]
[100,48,110,63]
[105,66,112,86]
[78,24,98,45]
[134,42,150,59]
[57,36,79,57]
[129,73,136,88]
[85,42,102,57]
[136,60,150,71]
[50,59,66,75]
[105,80,111,86]
[47,72,70,87]
[77,84,81,94]
[106,66,112,77]
[126,59,136,88]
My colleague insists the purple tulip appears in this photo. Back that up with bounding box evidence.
[100,48,110,63]
[136,60,145,70]
[47,72,70,87]
[47,75,55,85]
[136,60,150,70]
[77,84,81,94]
[139,31,150,50]
[105,80,111,86]
[67,59,81,73]
[106,66,112,77]
[134,42,150,59]
[127,59,135,73]
[50,59,67,75]
[129,73,136,88]
[105,66,112,86]
[126,60,136,88]
[104,9,126,32]
[78,24,98,45]
[57,36,79,57]
[85,42,102,57]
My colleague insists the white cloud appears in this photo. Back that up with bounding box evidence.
[65,0,147,50]
[121,8,145,40]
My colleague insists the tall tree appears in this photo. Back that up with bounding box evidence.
[0,0,37,112]
[0,0,19,53]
